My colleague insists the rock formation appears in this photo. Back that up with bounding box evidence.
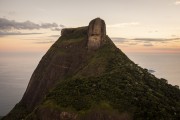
[88,18,106,50]
[3,18,180,120]
[20,26,88,111]
[9,18,107,112]
[14,18,106,112]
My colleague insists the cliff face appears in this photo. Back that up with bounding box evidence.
[21,26,88,111]
[3,18,110,119]
[88,18,106,50]
[21,18,108,111]
[3,18,180,120]
[20,18,107,111]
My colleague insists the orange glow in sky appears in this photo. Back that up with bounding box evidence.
[0,0,180,53]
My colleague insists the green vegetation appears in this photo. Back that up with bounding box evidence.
[42,67,180,119]
[3,26,180,120]
[26,35,180,119]
[2,103,28,120]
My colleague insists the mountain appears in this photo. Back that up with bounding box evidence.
[3,18,180,120]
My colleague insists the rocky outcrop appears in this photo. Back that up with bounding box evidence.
[61,28,75,36]
[61,27,88,36]
[88,18,106,50]
[4,18,180,120]
[61,18,106,50]
[20,35,88,111]
[3,18,109,120]
[5,19,107,116]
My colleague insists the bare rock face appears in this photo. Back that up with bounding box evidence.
[88,18,106,50]
[3,18,109,120]
[61,27,88,37]
[19,27,88,111]
[61,28,75,36]
[18,19,107,111]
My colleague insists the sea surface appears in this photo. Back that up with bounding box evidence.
[0,52,180,116]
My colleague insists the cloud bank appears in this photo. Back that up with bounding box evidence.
[132,38,180,42]
[111,37,180,47]
[0,31,42,36]
[0,18,65,36]
[0,18,63,30]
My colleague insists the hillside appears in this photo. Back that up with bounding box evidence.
[2,18,180,120]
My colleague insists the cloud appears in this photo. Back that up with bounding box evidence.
[107,22,140,28]
[132,38,180,42]
[111,37,140,46]
[49,35,60,37]
[0,17,64,30]
[175,1,180,5]
[41,23,58,29]
[51,27,62,31]
[111,37,128,43]
[34,40,55,44]
[143,43,153,47]
[0,31,42,37]
[111,37,180,48]
[128,43,138,45]
[0,18,65,37]
[60,24,65,28]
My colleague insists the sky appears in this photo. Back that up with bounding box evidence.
[1,0,180,116]
[0,0,180,53]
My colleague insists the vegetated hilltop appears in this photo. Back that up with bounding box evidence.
[3,18,180,120]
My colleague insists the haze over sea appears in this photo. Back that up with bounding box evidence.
[0,51,179,116]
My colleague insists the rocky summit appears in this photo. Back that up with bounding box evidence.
[88,18,106,50]
[3,18,180,120]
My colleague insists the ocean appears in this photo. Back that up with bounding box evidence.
[0,52,179,116]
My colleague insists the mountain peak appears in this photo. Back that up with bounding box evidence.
[88,18,106,50]
[3,18,180,120]
[60,18,106,50]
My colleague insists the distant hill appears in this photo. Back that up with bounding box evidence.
[3,18,180,120]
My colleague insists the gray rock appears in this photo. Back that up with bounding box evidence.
[88,18,106,50]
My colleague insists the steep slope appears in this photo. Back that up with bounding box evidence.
[3,18,180,120]
[26,37,180,120]
[21,26,89,111]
